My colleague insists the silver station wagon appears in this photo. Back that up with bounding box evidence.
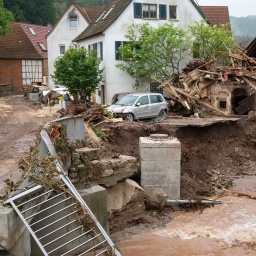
[106,93,168,121]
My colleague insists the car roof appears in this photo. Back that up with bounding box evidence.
[126,92,162,96]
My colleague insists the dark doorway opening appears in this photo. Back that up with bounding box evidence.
[232,88,248,114]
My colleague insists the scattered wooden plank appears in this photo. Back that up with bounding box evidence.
[162,83,228,116]
[242,76,256,91]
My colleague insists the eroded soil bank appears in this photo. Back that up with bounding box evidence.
[99,117,256,199]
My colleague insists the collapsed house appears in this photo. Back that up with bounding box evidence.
[160,49,256,116]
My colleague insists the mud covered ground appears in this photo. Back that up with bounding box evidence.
[98,117,256,200]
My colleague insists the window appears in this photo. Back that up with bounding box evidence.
[70,19,77,29]
[69,8,78,28]
[89,42,103,60]
[219,101,227,109]
[38,43,47,51]
[28,27,36,35]
[92,43,97,51]
[102,5,115,19]
[115,41,140,60]
[169,6,177,19]
[115,41,122,60]
[59,45,65,55]
[150,95,163,104]
[143,4,157,19]
[134,3,167,19]
[96,11,106,22]
[137,96,149,105]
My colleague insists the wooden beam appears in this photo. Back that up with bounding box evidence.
[163,84,228,116]
[242,76,256,91]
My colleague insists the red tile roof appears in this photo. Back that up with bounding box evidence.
[200,6,230,27]
[0,22,52,59]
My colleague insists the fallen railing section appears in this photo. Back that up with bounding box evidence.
[5,130,122,256]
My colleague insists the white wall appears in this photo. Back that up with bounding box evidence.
[47,5,89,87]
[79,0,205,105]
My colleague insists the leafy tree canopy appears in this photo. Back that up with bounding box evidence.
[189,20,237,64]
[52,46,103,101]
[116,23,192,88]
[117,21,237,88]
[0,0,13,35]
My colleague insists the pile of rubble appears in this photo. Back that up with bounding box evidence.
[158,48,256,116]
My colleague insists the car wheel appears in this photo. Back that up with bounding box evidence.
[159,109,167,119]
[123,113,134,121]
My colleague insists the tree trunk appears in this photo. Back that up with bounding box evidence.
[73,94,79,104]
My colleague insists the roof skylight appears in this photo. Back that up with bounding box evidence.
[28,27,36,35]
[102,5,115,19]
[39,43,47,51]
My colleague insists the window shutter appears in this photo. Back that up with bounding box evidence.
[93,43,97,51]
[88,45,91,51]
[99,42,103,60]
[134,3,142,18]
[115,41,122,60]
[159,4,167,20]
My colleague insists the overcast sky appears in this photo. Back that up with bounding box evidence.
[195,0,256,17]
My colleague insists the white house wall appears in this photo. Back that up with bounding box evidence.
[47,5,89,87]
[79,0,205,105]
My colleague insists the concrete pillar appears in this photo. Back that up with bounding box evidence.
[79,185,109,233]
[140,134,181,199]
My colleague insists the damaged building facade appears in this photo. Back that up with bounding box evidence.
[161,51,256,116]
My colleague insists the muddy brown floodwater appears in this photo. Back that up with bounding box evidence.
[117,178,256,255]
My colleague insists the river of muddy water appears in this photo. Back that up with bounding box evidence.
[118,177,256,255]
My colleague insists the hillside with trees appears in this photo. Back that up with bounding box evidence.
[3,0,108,26]
[230,15,256,40]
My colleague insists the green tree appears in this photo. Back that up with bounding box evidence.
[0,0,13,35]
[52,46,103,101]
[3,0,58,26]
[189,20,237,64]
[116,23,192,88]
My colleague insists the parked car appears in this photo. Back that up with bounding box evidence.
[106,93,168,121]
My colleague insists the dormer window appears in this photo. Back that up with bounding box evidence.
[69,9,78,29]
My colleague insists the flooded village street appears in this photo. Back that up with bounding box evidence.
[118,178,256,255]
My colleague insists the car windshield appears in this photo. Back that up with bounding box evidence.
[115,95,139,106]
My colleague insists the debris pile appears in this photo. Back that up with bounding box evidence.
[159,49,256,116]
